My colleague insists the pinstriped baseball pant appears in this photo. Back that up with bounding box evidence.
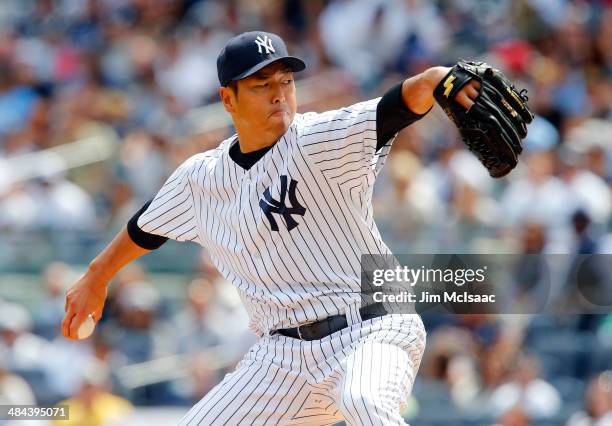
[178,313,426,425]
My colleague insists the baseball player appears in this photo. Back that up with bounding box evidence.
[62,31,531,425]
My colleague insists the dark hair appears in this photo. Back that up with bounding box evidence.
[226,80,238,95]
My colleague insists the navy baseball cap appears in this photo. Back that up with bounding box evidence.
[217,31,306,87]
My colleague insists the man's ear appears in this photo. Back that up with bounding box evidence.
[219,87,237,113]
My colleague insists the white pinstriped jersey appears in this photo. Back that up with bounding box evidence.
[138,98,397,336]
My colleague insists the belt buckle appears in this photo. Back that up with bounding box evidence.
[297,321,316,340]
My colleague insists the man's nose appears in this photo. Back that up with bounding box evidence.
[271,83,285,103]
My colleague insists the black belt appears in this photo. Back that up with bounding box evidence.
[271,303,387,341]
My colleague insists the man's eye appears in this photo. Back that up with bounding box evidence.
[283,79,293,85]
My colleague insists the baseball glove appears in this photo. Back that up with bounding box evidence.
[434,60,534,178]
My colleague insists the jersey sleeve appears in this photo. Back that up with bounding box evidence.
[127,200,169,249]
[298,86,428,192]
[297,98,389,191]
[136,156,201,243]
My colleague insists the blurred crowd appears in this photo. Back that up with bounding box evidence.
[0,0,611,424]
[0,257,255,425]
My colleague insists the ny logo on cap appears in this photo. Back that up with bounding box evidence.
[255,35,275,55]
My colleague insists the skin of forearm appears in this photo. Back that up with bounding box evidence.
[86,226,150,285]
[401,66,450,115]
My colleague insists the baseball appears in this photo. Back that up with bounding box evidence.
[77,314,96,340]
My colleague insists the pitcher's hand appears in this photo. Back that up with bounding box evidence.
[62,272,107,340]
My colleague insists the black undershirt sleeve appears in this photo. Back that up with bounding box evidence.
[376,82,430,152]
[127,200,169,250]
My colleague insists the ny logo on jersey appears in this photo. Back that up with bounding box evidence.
[259,175,306,232]
[254,35,275,55]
